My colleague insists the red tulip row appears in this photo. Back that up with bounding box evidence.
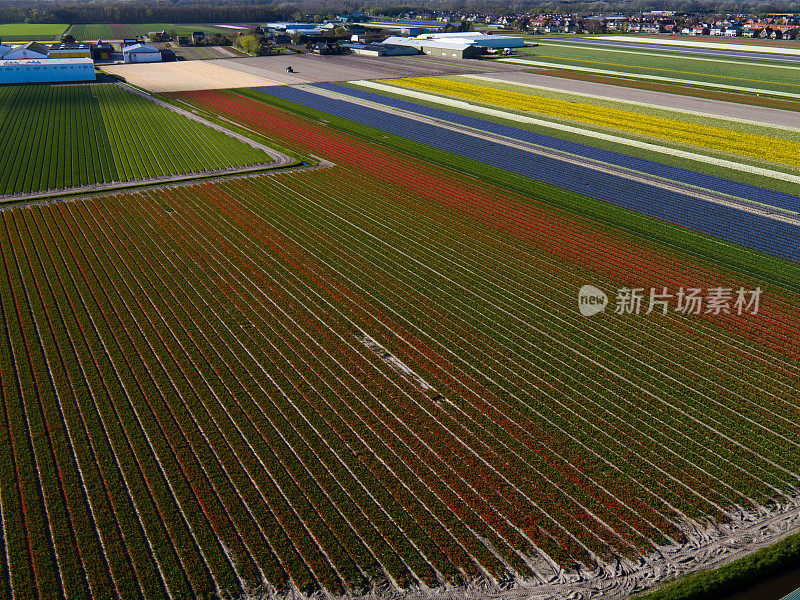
[0,85,798,600]
[176,84,800,510]
[172,185,592,568]
[90,188,512,592]
[190,175,674,555]
[177,89,800,436]
[143,183,538,576]
[175,89,800,362]
[220,170,738,530]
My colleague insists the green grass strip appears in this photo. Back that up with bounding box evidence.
[634,530,800,600]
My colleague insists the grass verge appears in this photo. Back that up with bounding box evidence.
[633,530,800,600]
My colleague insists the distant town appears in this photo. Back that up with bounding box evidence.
[0,9,798,85]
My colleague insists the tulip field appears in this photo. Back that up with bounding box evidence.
[0,87,799,600]
[243,84,800,262]
[504,39,800,97]
[374,76,800,170]
[0,83,273,198]
[65,23,238,41]
[310,80,800,212]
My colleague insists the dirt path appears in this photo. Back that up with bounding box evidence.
[1,158,335,212]
[0,162,280,206]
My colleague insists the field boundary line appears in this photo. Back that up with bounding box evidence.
[0,159,334,213]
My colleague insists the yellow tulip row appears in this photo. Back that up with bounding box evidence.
[388,77,800,168]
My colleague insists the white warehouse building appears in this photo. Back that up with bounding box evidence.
[3,41,50,60]
[0,58,96,84]
[122,43,162,63]
[415,32,525,48]
[382,31,524,59]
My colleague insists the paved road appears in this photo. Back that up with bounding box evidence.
[210,53,528,86]
[477,71,800,129]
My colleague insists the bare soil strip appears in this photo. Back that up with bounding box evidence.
[101,61,284,92]
[105,53,530,92]
[0,163,277,206]
[0,159,335,213]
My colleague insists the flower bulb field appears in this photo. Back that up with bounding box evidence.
[1,41,800,600]
[0,84,277,198]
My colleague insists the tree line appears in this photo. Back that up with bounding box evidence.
[0,0,797,24]
[0,4,294,24]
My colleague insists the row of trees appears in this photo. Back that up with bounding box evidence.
[2,0,798,25]
[233,32,292,55]
[0,4,292,25]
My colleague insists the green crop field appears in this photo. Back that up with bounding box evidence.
[169,45,244,60]
[0,84,274,197]
[66,23,243,40]
[0,23,68,41]
[509,40,800,97]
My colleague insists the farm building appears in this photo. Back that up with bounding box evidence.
[383,36,486,58]
[3,41,49,60]
[91,42,114,60]
[419,40,484,59]
[123,43,162,63]
[49,43,92,59]
[415,31,525,48]
[383,32,522,58]
[0,58,95,84]
[309,41,345,55]
[340,42,419,56]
